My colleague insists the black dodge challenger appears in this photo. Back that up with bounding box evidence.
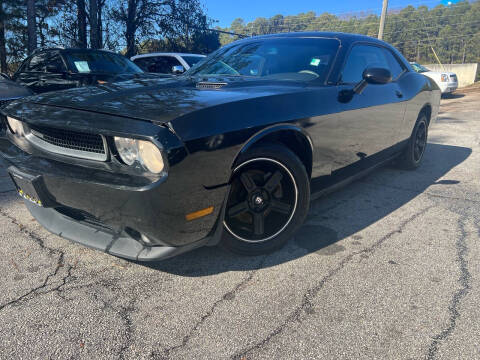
[0,32,440,261]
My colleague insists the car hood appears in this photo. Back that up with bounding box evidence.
[0,79,33,99]
[20,76,308,125]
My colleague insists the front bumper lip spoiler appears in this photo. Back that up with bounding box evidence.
[25,201,208,262]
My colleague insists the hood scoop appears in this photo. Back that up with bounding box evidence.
[196,82,228,90]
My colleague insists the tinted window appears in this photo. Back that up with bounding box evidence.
[182,56,204,67]
[189,38,340,82]
[134,56,181,74]
[65,51,143,74]
[45,54,66,73]
[342,45,390,83]
[382,49,405,79]
[132,58,150,71]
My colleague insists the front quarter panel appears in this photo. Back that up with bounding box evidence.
[402,72,441,137]
[170,85,341,187]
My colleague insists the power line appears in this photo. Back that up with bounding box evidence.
[383,19,480,35]
[206,28,249,38]
[269,0,469,20]
[252,16,480,37]
[393,31,480,45]
[227,1,475,33]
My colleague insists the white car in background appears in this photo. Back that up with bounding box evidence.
[410,62,458,95]
[131,53,206,75]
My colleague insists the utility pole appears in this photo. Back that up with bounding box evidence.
[378,0,389,40]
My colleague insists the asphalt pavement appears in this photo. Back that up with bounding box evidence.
[0,87,479,359]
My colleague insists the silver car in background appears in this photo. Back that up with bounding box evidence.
[131,52,206,75]
[410,62,458,95]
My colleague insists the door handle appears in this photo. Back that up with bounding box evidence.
[396,90,403,98]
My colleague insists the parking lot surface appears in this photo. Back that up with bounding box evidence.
[0,87,479,359]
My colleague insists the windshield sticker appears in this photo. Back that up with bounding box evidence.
[310,58,321,67]
[74,61,90,73]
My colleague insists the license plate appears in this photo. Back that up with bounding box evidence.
[8,169,54,207]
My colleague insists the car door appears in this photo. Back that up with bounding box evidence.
[334,44,407,170]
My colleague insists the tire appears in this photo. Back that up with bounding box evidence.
[221,144,310,256]
[397,112,429,170]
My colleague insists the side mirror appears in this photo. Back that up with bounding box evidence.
[172,65,185,75]
[353,67,392,94]
[363,67,392,85]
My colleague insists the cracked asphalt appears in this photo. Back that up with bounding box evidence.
[1,86,479,359]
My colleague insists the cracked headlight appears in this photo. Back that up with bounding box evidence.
[6,116,25,136]
[114,137,165,174]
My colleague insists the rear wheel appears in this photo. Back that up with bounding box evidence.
[222,145,310,256]
[398,113,428,170]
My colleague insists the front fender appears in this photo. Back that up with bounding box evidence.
[230,123,314,178]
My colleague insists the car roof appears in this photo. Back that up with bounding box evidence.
[233,31,390,47]
[32,47,121,56]
[61,48,118,54]
[131,53,206,60]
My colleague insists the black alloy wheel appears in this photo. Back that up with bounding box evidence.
[413,120,427,162]
[398,113,429,170]
[222,144,310,255]
[224,158,298,243]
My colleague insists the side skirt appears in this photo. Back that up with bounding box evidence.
[310,152,401,201]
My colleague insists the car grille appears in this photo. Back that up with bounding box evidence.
[27,124,108,161]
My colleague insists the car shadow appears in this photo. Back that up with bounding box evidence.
[136,142,472,276]
[442,93,465,99]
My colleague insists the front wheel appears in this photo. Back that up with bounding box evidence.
[221,145,310,256]
[398,113,428,170]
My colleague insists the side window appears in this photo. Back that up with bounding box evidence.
[381,48,405,79]
[133,58,151,72]
[134,56,182,74]
[153,56,182,74]
[26,53,48,72]
[45,54,66,73]
[341,45,390,84]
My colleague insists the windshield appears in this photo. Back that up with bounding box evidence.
[65,51,143,74]
[188,38,340,82]
[411,63,430,73]
[182,56,205,67]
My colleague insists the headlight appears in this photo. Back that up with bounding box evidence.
[6,116,25,136]
[114,137,165,174]
[138,140,164,173]
[114,137,138,165]
[441,74,449,82]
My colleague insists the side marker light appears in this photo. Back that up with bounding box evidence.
[185,207,214,221]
